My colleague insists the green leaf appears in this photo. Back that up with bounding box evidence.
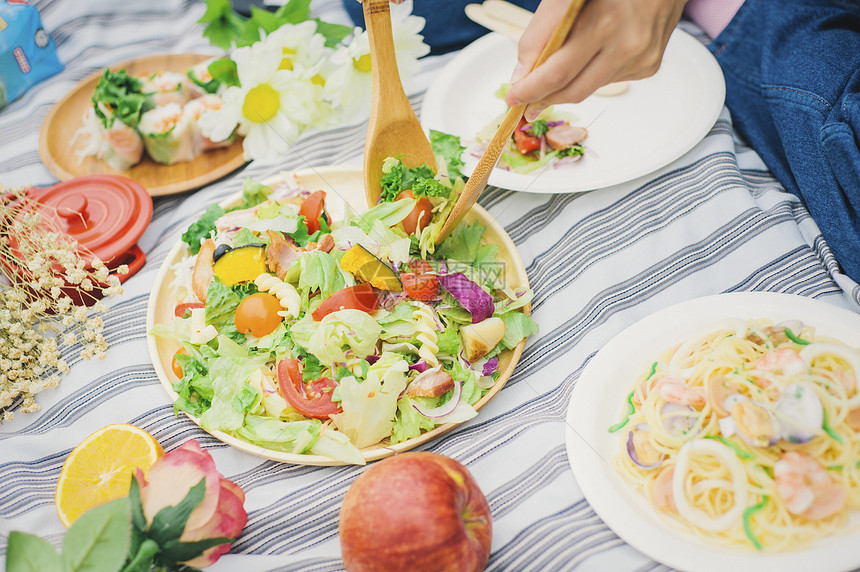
[275,0,312,23]
[128,475,147,533]
[199,0,247,51]
[236,19,264,47]
[148,478,207,546]
[239,177,274,209]
[529,119,549,137]
[62,497,132,572]
[314,18,353,47]
[250,5,285,34]
[6,531,63,572]
[91,69,146,129]
[429,130,466,180]
[158,536,233,565]
[208,58,239,88]
[182,203,225,254]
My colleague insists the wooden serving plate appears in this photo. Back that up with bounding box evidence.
[146,165,531,465]
[39,53,247,197]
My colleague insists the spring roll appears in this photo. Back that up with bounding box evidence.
[184,94,235,154]
[185,58,221,99]
[140,71,189,107]
[138,103,195,165]
[73,108,144,170]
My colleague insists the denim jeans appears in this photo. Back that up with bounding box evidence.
[710,0,860,282]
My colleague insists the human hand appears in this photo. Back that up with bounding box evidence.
[505,0,688,121]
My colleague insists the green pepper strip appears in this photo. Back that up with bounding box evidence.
[704,435,755,460]
[608,390,635,433]
[827,460,860,472]
[743,495,769,551]
[822,408,844,444]
[784,328,810,345]
[608,363,657,433]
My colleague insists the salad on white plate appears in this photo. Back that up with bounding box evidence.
[150,132,538,464]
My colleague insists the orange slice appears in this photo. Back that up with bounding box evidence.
[55,423,164,527]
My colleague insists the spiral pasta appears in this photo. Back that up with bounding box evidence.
[612,318,860,552]
[254,273,300,319]
[413,303,440,367]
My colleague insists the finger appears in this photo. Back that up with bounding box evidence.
[511,0,574,82]
[506,40,599,107]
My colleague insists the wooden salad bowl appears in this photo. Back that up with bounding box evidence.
[146,166,532,465]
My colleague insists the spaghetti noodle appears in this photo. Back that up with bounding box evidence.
[611,318,860,551]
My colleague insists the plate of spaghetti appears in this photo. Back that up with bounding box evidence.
[565,292,860,572]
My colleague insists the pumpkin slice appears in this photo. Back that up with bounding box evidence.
[340,244,402,291]
[213,245,268,286]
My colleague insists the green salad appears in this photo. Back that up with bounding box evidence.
[151,132,538,464]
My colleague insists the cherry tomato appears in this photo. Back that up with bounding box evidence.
[174,302,205,318]
[408,259,434,275]
[311,284,380,321]
[400,272,439,301]
[513,117,540,154]
[396,190,433,235]
[171,347,188,378]
[277,358,342,419]
[234,292,283,337]
[300,190,328,234]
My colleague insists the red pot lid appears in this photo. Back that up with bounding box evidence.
[23,174,153,267]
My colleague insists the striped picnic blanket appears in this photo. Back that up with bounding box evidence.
[2,1,859,571]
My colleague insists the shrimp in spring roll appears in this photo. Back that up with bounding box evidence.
[185,58,221,99]
[73,108,145,170]
[140,71,189,107]
[184,94,234,153]
[138,103,195,165]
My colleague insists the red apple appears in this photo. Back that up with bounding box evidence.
[339,451,492,572]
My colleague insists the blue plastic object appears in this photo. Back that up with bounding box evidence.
[0,0,63,110]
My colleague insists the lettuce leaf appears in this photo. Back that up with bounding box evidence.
[500,311,539,349]
[390,396,435,444]
[237,415,320,453]
[306,309,382,364]
[198,356,266,431]
[430,129,466,180]
[329,353,409,448]
[182,203,225,254]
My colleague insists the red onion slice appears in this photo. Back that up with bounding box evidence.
[626,429,664,470]
[412,380,462,418]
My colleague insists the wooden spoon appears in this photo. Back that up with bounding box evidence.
[363,0,437,207]
[435,0,585,244]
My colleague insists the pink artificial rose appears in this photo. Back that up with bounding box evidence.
[134,440,247,567]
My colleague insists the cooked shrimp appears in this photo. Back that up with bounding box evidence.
[774,451,846,520]
[654,376,706,408]
[651,466,676,512]
[755,348,808,377]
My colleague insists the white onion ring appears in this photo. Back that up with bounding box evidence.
[412,380,462,418]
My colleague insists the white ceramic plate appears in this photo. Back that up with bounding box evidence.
[421,29,725,194]
[565,292,860,572]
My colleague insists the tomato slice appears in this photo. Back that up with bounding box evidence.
[396,190,433,235]
[171,347,188,378]
[311,284,380,321]
[400,272,439,301]
[277,358,342,419]
[513,117,541,154]
[174,302,205,318]
[300,190,328,234]
[408,259,434,275]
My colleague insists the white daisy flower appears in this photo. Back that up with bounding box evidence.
[324,4,430,119]
[264,21,338,128]
[199,40,318,163]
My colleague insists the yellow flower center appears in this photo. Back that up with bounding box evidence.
[311,74,325,87]
[279,47,296,71]
[242,84,280,123]
[353,54,372,73]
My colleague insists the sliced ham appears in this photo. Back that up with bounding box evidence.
[266,230,301,280]
[546,124,588,150]
[191,238,216,302]
[406,367,454,398]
